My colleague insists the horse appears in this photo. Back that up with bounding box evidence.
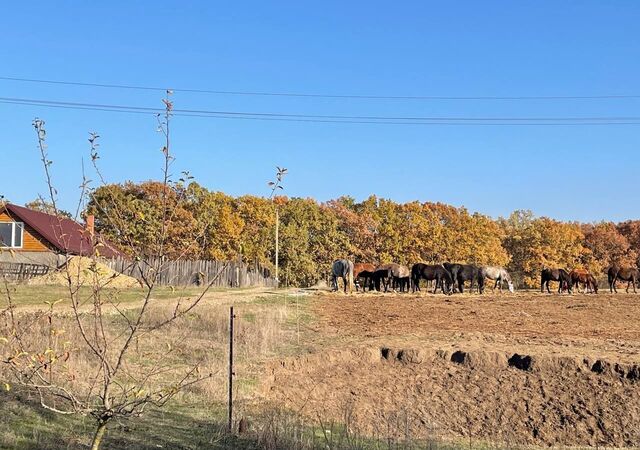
[540,268,572,294]
[372,264,394,292]
[569,268,597,294]
[372,263,410,292]
[390,264,411,292]
[331,259,354,294]
[444,263,484,294]
[411,263,453,294]
[356,270,375,291]
[587,274,599,294]
[353,263,376,292]
[608,266,640,293]
[480,266,514,293]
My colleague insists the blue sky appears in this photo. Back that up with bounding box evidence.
[1,1,639,222]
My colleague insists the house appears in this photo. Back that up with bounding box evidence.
[0,203,122,267]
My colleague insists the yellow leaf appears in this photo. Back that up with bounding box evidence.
[3,383,10,391]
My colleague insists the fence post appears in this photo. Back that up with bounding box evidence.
[228,306,235,432]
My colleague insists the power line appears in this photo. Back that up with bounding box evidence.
[1,75,639,101]
[2,98,640,126]
[1,96,638,122]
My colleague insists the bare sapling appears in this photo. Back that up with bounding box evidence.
[0,92,226,450]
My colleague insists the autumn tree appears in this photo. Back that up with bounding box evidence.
[85,183,633,288]
[235,195,276,268]
[502,211,586,287]
[185,183,244,260]
[618,220,640,266]
[326,197,378,263]
[582,222,636,274]
[438,207,509,266]
[88,181,201,259]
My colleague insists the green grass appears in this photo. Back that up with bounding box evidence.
[0,391,508,450]
[0,392,250,450]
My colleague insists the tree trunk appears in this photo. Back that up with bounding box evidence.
[91,421,108,450]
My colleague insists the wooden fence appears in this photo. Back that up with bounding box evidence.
[105,257,277,288]
[0,262,50,281]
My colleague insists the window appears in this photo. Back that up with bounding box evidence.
[0,222,24,248]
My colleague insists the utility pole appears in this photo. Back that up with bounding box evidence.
[268,166,287,286]
[275,208,279,283]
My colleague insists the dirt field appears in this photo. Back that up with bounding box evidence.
[264,291,640,447]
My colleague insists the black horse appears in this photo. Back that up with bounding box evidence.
[356,270,375,292]
[608,266,640,294]
[443,263,484,294]
[371,266,393,292]
[540,268,572,294]
[411,263,453,294]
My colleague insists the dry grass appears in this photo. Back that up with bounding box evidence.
[0,284,312,449]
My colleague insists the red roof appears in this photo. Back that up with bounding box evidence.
[3,203,123,258]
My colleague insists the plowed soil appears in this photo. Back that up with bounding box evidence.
[264,291,640,447]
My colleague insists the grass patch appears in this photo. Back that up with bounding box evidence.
[3,284,208,308]
[0,391,512,450]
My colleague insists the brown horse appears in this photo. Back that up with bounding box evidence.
[541,268,572,294]
[608,266,640,293]
[570,269,598,294]
[411,263,453,294]
[353,263,376,291]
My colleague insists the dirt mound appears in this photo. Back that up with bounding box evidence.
[265,346,640,447]
[29,256,140,289]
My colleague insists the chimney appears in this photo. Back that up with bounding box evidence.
[86,214,95,237]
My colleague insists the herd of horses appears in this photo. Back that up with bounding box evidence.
[330,259,640,295]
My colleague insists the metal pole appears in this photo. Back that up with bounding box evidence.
[228,306,235,432]
[275,207,279,286]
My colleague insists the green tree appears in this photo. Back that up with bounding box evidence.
[277,198,349,286]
